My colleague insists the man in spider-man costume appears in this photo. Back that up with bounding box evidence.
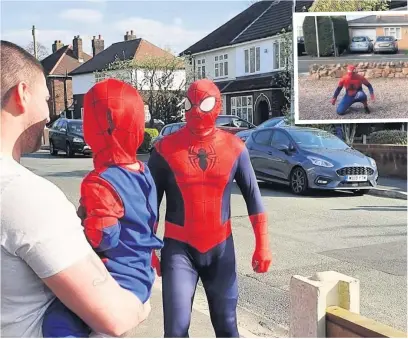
[331,65,375,115]
[42,78,163,337]
[148,79,272,338]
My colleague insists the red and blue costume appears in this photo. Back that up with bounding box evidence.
[331,65,375,115]
[42,79,163,337]
[148,79,272,338]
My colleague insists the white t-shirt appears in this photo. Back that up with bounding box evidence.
[1,155,92,337]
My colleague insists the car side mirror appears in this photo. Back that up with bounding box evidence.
[60,128,67,133]
[277,144,290,154]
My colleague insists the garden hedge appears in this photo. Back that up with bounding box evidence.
[139,128,159,153]
[369,130,407,145]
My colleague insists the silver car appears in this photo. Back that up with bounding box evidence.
[349,36,373,53]
[374,36,398,54]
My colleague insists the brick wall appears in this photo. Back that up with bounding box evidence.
[352,144,407,179]
[47,77,73,118]
[309,61,408,80]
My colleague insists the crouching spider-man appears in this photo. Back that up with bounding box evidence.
[331,65,375,115]
[148,79,272,338]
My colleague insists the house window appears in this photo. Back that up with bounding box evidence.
[384,27,401,40]
[95,72,106,83]
[215,54,229,78]
[273,41,286,70]
[197,58,206,79]
[231,95,253,123]
[244,47,261,74]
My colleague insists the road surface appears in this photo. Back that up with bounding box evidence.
[21,151,407,337]
[297,53,408,73]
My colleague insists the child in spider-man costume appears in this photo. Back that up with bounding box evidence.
[331,64,375,115]
[148,79,272,338]
[42,78,163,337]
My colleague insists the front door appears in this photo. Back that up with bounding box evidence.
[257,100,270,124]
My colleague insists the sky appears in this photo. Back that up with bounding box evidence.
[1,0,251,56]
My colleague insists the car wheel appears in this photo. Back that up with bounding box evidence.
[353,189,370,196]
[290,167,309,195]
[65,142,74,158]
[49,141,58,155]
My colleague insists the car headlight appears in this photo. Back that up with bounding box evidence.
[73,137,83,143]
[307,156,334,168]
[368,157,377,168]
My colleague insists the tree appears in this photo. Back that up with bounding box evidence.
[25,41,49,60]
[95,53,190,126]
[309,0,390,12]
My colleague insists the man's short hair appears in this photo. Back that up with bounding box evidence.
[1,40,45,106]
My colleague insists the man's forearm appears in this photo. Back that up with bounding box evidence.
[43,252,149,337]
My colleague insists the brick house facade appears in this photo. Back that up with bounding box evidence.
[41,35,104,120]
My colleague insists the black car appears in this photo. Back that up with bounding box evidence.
[49,119,91,157]
[150,122,186,152]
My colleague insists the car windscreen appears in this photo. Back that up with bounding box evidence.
[68,122,83,134]
[216,117,232,127]
[289,130,349,150]
[376,36,393,42]
[352,37,367,42]
[260,118,284,128]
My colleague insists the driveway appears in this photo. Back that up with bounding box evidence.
[21,152,407,336]
[297,77,408,121]
[297,53,408,73]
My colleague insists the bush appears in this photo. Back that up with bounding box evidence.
[138,128,159,153]
[303,16,349,57]
[369,130,407,145]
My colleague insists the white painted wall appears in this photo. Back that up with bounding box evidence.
[135,69,186,91]
[72,68,186,95]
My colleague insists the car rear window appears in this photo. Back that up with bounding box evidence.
[376,36,393,42]
[352,37,367,42]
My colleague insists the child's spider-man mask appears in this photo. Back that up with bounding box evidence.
[83,78,145,169]
[346,65,357,77]
[184,79,221,136]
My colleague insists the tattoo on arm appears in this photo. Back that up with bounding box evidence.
[88,253,109,286]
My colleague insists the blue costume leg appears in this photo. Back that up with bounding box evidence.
[42,298,91,338]
[161,238,199,338]
[336,95,355,115]
[199,236,239,338]
[353,90,368,105]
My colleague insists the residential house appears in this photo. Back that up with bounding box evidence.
[68,31,186,121]
[41,36,100,119]
[348,14,408,49]
[180,0,313,125]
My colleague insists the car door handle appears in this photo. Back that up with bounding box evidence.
[267,151,273,155]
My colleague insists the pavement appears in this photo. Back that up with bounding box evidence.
[296,77,408,121]
[22,151,408,336]
[297,53,408,73]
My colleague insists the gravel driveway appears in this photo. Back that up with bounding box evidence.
[297,77,408,121]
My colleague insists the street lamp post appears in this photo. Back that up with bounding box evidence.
[314,16,320,58]
[32,25,38,59]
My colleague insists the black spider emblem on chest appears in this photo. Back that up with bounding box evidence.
[188,145,217,171]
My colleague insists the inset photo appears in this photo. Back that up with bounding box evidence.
[294,11,408,124]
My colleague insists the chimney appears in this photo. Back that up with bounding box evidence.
[52,40,64,53]
[124,30,137,41]
[91,34,104,57]
[72,35,83,61]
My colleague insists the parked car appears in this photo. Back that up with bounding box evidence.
[235,117,288,142]
[245,126,378,195]
[49,118,91,157]
[216,115,256,134]
[373,36,398,54]
[349,36,373,53]
[150,122,186,152]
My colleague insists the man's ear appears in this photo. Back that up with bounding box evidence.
[15,81,30,114]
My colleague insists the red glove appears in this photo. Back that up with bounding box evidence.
[370,94,375,102]
[331,97,336,105]
[151,251,161,277]
[250,214,272,273]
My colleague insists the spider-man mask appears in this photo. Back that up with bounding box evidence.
[83,78,145,169]
[184,79,221,136]
[346,65,357,78]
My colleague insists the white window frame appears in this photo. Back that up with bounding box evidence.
[230,95,253,123]
[273,40,286,70]
[196,58,206,79]
[384,27,401,40]
[297,25,304,38]
[244,46,261,74]
[214,54,229,78]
